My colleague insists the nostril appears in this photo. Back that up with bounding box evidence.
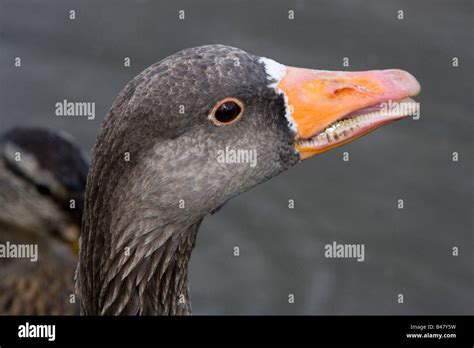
[332,87,356,97]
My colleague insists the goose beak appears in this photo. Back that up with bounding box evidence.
[277,67,421,159]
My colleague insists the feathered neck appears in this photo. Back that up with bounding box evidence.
[77,200,202,315]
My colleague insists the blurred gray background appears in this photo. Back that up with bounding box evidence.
[0,0,472,314]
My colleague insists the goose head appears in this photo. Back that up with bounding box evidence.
[77,45,420,315]
[0,127,88,249]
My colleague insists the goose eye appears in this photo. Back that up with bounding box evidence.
[210,98,244,125]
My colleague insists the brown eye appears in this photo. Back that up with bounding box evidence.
[210,98,244,125]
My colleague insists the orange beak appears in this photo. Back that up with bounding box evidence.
[277,67,421,159]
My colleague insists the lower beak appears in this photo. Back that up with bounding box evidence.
[277,67,421,159]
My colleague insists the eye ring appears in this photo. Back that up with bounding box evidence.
[209,97,244,126]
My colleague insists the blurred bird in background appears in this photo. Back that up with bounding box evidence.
[0,127,88,314]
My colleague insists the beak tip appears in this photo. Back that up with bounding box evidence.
[384,69,421,97]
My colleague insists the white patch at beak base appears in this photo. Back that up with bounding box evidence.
[258,57,298,134]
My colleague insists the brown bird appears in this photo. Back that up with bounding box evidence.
[0,127,88,314]
[76,45,420,315]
